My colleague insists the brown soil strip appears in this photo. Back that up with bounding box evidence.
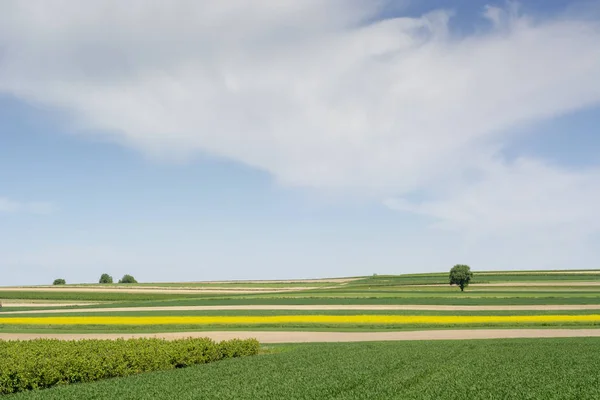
[474,282,600,286]
[2,329,600,343]
[413,282,600,287]
[0,287,310,294]
[1,302,98,308]
[4,304,600,315]
[35,285,321,291]
[187,278,361,284]
[476,271,600,275]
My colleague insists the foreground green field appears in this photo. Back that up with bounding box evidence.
[9,338,600,399]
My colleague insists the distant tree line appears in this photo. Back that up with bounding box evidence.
[52,274,138,285]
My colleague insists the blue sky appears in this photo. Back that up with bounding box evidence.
[1,0,600,285]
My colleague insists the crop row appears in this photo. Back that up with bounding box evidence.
[67,295,600,308]
[3,287,600,304]
[2,314,600,326]
[0,337,260,395]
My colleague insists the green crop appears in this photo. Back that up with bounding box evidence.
[0,337,259,395]
[7,338,600,399]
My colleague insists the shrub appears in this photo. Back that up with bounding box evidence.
[219,338,260,358]
[118,274,137,284]
[0,337,260,395]
[99,273,113,284]
[52,279,66,285]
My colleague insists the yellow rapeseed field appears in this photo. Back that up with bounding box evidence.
[1,314,600,325]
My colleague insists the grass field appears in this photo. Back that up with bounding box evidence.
[8,338,600,399]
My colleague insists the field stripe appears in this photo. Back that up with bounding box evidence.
[2,314,600,325]
[0,287,309,294]
[409,282,600,287]
[5,304,600,315]
[2,329,600,343]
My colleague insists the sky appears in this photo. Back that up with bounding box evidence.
[1,0,600,285]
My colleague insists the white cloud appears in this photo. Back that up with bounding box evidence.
[1,1,599,190]
[0,197,54,215]
[1,1,600,269]
[385,158,600,235]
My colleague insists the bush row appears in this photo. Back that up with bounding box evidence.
[0,337,260,395]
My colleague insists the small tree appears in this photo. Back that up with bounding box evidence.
[118,274,137,284]
[99,273,113,284]
[449,264,473,292]
[53,278,66,285]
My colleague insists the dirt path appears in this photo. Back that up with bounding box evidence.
[412,282,600,287]
[36,285,324,291]
[189,278,361,284]
[4,304,600,315]
[2,329,600,343]
[0,287,313,294]
[0,302,99,308]
[473,282,600,286]
[476,271,600,275]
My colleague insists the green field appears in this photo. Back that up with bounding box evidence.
[8,338,600,399]
[2,270,600,308]
[6,294,600,309]
[2,270,600,334]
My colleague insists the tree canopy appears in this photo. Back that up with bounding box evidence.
[118,274,137,284]
[449,265,473,292]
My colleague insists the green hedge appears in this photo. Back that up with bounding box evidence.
[0,337,260,395]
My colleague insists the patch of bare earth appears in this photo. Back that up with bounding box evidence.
[0,286,316,294]
[0,302,98,308]
[476,271,600,275]
[410,282,600,287]
[2,329,600,343]
[187,278,361,284]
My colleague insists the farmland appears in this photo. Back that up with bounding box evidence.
[7,338,600,399]
[2,270,600,398]
[3,270,600,308]
[2,270,600,335]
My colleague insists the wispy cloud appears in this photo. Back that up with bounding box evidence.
[0,1,599,268]
[385,158,600,235]
[0,197,54,215]
[0,2,599,192]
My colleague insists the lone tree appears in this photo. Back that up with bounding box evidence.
[99,273,113,284]
[53,278,66,285]
[449,264,473,292]
[118,274,137,284]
